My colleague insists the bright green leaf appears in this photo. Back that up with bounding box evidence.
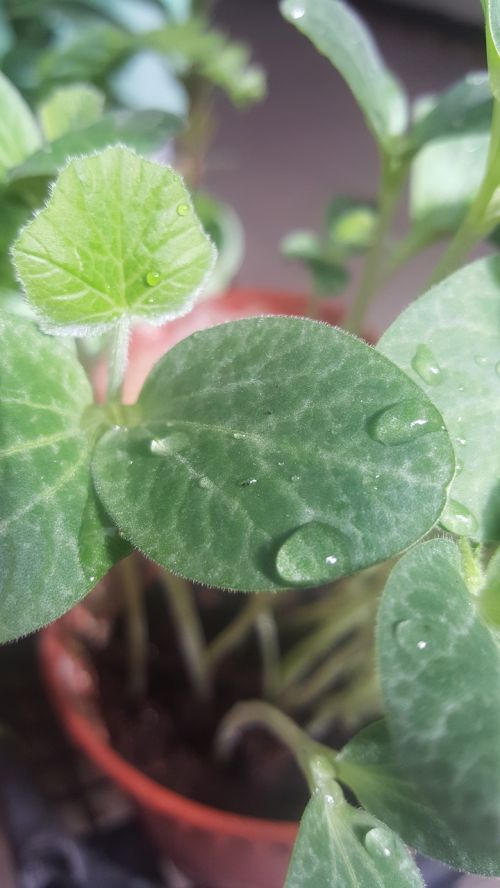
[286,780,423,887]
[338,720,500,876]
[409,71,492,151]
[0,71,41,183]
[378,538,500,852]
[279,0,408,148]
[0,312,128,641]
[379,256,500,542]
[39,83,105,141]
[13,146,215,335]
[92,317,453,592]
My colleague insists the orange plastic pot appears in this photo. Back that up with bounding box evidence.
[40,289,345,888]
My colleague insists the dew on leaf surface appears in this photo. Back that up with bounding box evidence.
[276,521,349,585]
[394,619,430,653]
[176,203,190,216]
[149,431,189,456]
[411,344,443,386]
[367,398,444,446]
[364,827,397,859]
[444,499,478,536]
[145,270,160,287]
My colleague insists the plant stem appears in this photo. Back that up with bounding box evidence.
[215,700,333,790]
[107,318,130,402]
[206,595,264,667]
[255,608,281,700]
[428,100,500,286]
[306,668,382,739]
[121,554,148,698]
[161,569,211,700]
[344,152,408,334]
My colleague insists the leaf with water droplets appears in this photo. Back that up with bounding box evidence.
[92,317,453,592]
[0,312,128,641]
[338,719,500,876]
[379,255,500,542]
[0,71,40,183]
[12,146,215,335]
[286,777,423,887]
[377,537,500,854]
[280,0,408,148]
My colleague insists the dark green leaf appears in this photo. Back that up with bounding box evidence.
[378,538,500,852]
[379,256,500,542]
[338,720,500,876]
[279,0,408,148]
[92,317,453,592]
[409,71,492,151]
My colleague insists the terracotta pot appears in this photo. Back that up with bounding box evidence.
[40,289,346,888]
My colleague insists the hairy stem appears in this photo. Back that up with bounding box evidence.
[255,608,281,700]
[161,570,211,700]
[107,317,130,402]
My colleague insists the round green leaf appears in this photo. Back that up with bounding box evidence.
[0,71,41,183]
[279,0,408,148]
[12,146,215,335]
[286,781,423,888]
[0,312,128,641]
[377,538,500,852]
[379,256,500,542]
[92,317,454,592]
[338,720,500,876]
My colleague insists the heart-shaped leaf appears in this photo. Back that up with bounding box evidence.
[38,84,106,141]
[379,256,500,542]
[0,71,41,183]
[286,779,423,887]
[12,146,215,335]
[92,317,453,592]
[377,538,500,852]
[338,720,500,876]
[0,312,128,641]
[279,0,408,148]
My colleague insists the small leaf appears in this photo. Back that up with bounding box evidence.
[338,720,500,876]
[409,71,492,151]
[13,146,215,335]
[379,256,500,542]
[0,312,127,641]
[0,71,41,182]
[39,83,105,141]
[326,198,377,254]
[92,317,453,592]
[286,781,423,887]
[192,191,244,298]
[38,23,133,86]
[377,538,500,852]
[482,1,500,101]
[7,109,183,197]
[280,0,408,148]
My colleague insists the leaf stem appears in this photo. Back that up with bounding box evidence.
[427,99,500,286]
[344,152,408,334]
[161,569,211,700]
[255,607,281,699]
[107,318,130,402]
[121,554,148,698]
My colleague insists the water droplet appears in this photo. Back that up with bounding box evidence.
[394,619,429,652]
[198,476,211,489]
[411,344,443,386]
[289,3,305,19]
[290,474,300,482]
[456,436,467,447]
[474,355,488,366]
[177,203,190,216]
[145,270,160,287]
[277,461,285,467]
[444,499,478,536]
[233,432,246,440]
[89,575,96,583]
[364,827,397,860]
[367,398,444,446]
[495,361,500,377]
[275,522,349,586]
[150,431,189,456]
[239,478,257,487]
[455,460,463,475]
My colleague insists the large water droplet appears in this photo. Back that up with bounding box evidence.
[275,522,349,586]
[145,270,160,287]
[411,344,443,386]
[239,478,257,487]
[177,203,190,216]
[444,499,478,536]
[474,355,488,367]
[364,827,398,860]
[367,399,444,446]
[150,431,189,456]
[394,619,429,652]
[289,3,305,19]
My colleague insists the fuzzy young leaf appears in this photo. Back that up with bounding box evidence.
[39,84,106,141]
[0,71,41,183]
[286,783,423,888]
[379,256,500,542]
[378,538,500,852]
[0,313,128,641]
[280,0,408,148]
[338,720,500,876]
[13,146,215,335]
[92,317,453,592]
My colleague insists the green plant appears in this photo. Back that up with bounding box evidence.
[3,1,500,885]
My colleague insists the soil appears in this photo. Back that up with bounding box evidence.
[92,578,353,823]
